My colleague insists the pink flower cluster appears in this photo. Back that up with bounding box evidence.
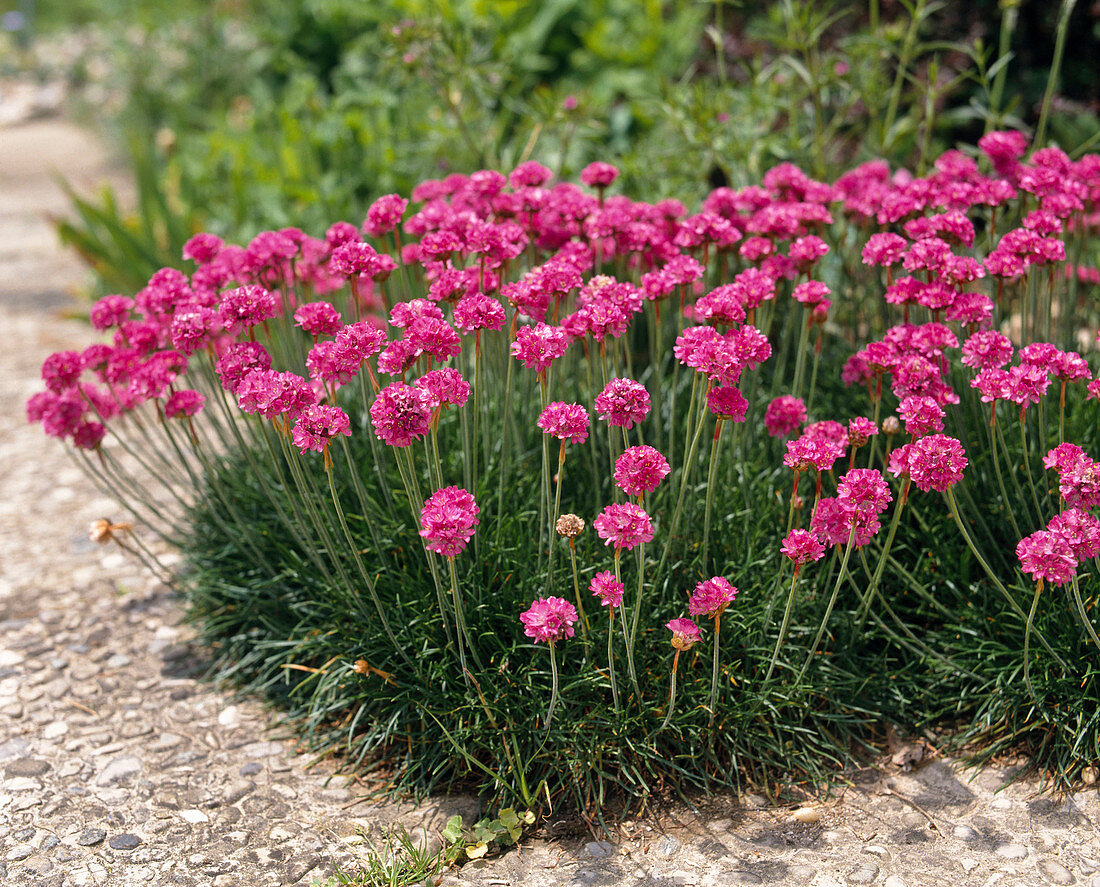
[520,596,578,644]
[419,486,480,557]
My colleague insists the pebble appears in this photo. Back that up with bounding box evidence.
[96,755,142,785]
[583,841,614,858]
[995,843,1029,859]
[1038,859,1077,885]
[846,862,880,884]
[790,806,821,823]
[75,828,106,846]
[108,834,142,850]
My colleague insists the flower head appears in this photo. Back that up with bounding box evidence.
[595,378,651,429]
[593,502,654,551]
[537,402,590,444]
[688,577,738,618]
[781,528,826,566]
[520,596,578,644]
[1016,530,1076,586]
[420,486,480,557]
[765,396,807,437]
[590,571,624,608]
[370,382,435,447]
[907,434,967,492]
[555,513,585,539]
[292,404,352,454]
[614,446,670,497]
[707,386,749,421]
[666,617,701,650]
[510,323,569,373]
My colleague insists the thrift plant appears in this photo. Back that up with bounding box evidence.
[31,132,1100,813]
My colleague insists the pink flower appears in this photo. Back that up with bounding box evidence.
[217,285,280,334]
[1016,530,1076,586]
[41,351,84,393]
[614,446,670,497]
[90,295,134,330]
[510,323,569,373]
[836,468,893,516]
[961,331,1014,370]
[765,396,807,437]
[593,502,654,551]
[292,404,352,454]
[420,486,480,557]
[907,434,967,492]
[847,417,878,448]
[861,232,908,266]
[215,342,273,395]
[897,395,945,437]
[580,162,619,188]
[370,382,435,447]
[520,596,577,644]
[294,301,342,337]
[453,292,506,333]
[537,402,590,444]
[363,194,409,238]
[1046,508,1100,561]
[707,385,749,421]
[164,389,205,418]
[595,378,651,429]
[416,368,470,408]
[590,571,625,608]
[666,617,701,650]
[781,529,826,565]
[810,497,881,548]
[688,577,738,618]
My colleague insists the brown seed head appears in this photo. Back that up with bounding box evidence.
[882,416,901,435]
[89,518,133,544]
[555,513,585,539]
[353,659,370,675]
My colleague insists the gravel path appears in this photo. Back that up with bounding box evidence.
[2,112,1100,887]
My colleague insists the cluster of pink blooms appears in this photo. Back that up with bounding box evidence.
[520,596,579,644]
[419,486,480,557]
[590,571,625,608]
[687,577,738,618]
[613,446,671,498]
[593,502,655,551]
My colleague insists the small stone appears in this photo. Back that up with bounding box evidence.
[6,844,33,862]
[213,877,237,887]
[865,844,888,856]
[995,843,1028,859]
[961,859,979,873]
[582,841,613,858]
[75,828,106,846]
[239,762,262,777]
[1081,767,1098,786]
[43,721,68,739]
[1038,859,1077,885]
[790,806,821,823]
[242,740,283,758]
[108,834,141,850]
[217,706,241,728]
[655,835,680,856]
[5,758,50,777]
[953,825,978,840]
[884,877,909,887]
[96,755,142,785]
[40,836,58,852]
[268,826,295,842]
[285,855,321,883]
[847,862,880,884]
[105,654,131,669]
[180,809,209,824]
[724,873,762,885]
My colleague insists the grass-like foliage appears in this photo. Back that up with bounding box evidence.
[30,139,1100,816]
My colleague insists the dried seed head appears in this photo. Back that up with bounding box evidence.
[89,518,133,545]
[882,416,901,435]
[353,659,370,675]
[555,513,585,539]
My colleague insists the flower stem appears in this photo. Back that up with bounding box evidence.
[607,608,621,714]
[545,640,560,732]
[797,524,857,684]
[1023,579,1043,703]
[708,614,722,725]
[659,649,681,731]
[764,566,801,684]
